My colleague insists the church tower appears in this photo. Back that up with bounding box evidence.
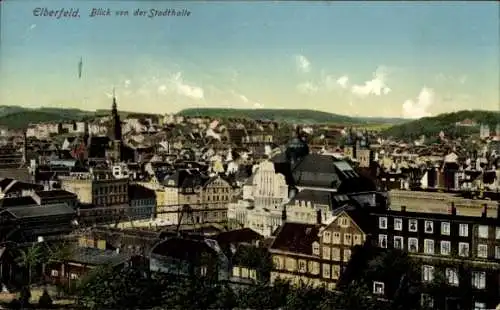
[110,88,122,163]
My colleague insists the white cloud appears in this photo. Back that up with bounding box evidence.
[458,75,467,84]
[402,87,435,119]
[230,90,263,109]
[351,66,391,97]
[295,54,311,73]
[29,24,36,30]
[253,102,264,109]
[170,72,204,100]
[297,82,318,94]
[336,76,349,89]
[124,80,131,88]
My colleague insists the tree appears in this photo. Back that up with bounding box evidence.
[16,243,43,286]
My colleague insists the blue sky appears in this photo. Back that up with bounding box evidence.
[0,0,498,118]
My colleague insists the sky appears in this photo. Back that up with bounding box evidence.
[0,1,499,118]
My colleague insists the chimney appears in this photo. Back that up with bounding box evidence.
[316,209,322,224]
[449,202,456,216]
[481,203,488,218]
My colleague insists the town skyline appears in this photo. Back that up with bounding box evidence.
[1,1,499,118]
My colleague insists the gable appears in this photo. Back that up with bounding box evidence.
[319,211,365,235]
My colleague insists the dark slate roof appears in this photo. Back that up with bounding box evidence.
[215,228,263,245]
[34,189,77,199]
[0,196,38,208]
[2,181,43,194]
[2,203,75,219]
[269,222,321,255]
[128,184,156,200]
[68,247,130,266]
[150,237,217,261]
[0,178,14,191]
[289,189,334,206]
[162,169,209,188]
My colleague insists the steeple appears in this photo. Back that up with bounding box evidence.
[110,87,122,141]
[112,87,117,111]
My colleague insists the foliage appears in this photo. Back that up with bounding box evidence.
[15,243,43,285]
[383,110,500,140]
[0,111,82,129]
[74,264,395,310]
[179,108,405,125]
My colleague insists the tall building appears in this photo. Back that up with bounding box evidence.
[109,88,123,163]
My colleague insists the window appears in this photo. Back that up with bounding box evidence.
[422,265,434,282]
[421,294,434,308]
[353,234,362,245]
[298,260,306,273]
[285,258,297,271]
[322,247,331,260]
[474,302,487,310]
[309,261,320,275]
[343,249,351,262]
[332,265,340,279]
[339,217,349,227]
[477,244,488,258]
[408,237,418,253]
[394,218,403,231]
[408,219,418,232]
[471,271,486,289]
[378,234,387,248]
[495,246,500,259]
[445,268,459,286]
[459,224,468,237]
[459,242,469,257]
[50,270,59,277]
[344,233,352,245]
[393,236,404,250]
[373,281,384,295]
[332,232,341,244]
[379,217,387,229]
[478,225,488,239]
[424,239,435,255]
[273,256,283,269]
[323,231,332,243]
[322,264,331,278]
[496,227,500,239]
[332,247,340,261]
[424,221,434,234]
[312,242,320,255]
[441,222,450,235]
[440,241,451,256]
[70,273,78,280]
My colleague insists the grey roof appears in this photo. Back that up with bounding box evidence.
[290,189,333,206]
[2,203,75,219]
[69,247,130,266]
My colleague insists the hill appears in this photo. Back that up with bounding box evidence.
[382,110,500,140]
[0,110,83,129]
[178,108,407,125]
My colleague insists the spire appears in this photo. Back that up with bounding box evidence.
[112,87,117,110]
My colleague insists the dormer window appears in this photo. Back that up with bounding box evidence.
[323,231,332,243]
[312,242,320,255]
[339,217,349,227]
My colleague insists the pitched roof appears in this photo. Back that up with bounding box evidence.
[290,189,334,206]
[0,196,38,208]
[269,222,321,255]
[2,203,75,219]
[68,247,130,266]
